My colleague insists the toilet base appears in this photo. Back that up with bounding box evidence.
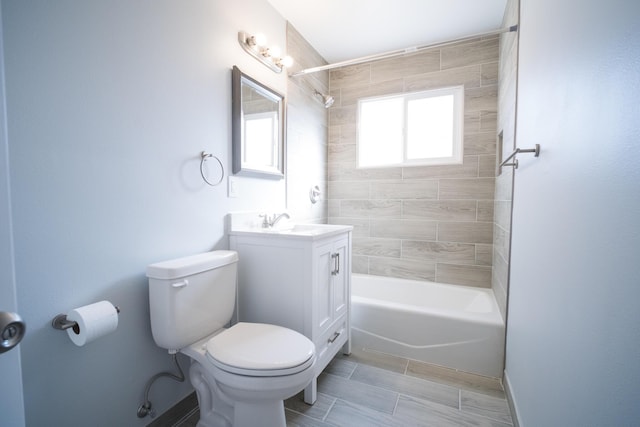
[187,357,314,427]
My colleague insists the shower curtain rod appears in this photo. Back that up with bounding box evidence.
[289,25,518,77]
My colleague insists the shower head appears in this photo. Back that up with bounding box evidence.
[314,90,335,108]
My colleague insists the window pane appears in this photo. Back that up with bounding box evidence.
[358,98,403,167]
[407,95,454,159]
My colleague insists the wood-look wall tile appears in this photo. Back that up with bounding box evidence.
[371,50,440,83]
[477,200,495,222]
[370,180,438,199]
[465,131,497,156]
[368,257,436,282]
[481,62,499,86]
[439,178,495,200]
[480,111,498,132]
[465,111,481,134]
[330,64,371,89]
[370,219,437,240]
[328,143,356,163]
[328,181,370,200]
[478,155,497,177]
[340,80,405,107]
[402,156,479,179]
[328,105,357,126]
[436,263,492,288]
[402,241,476,263]
[329,165,403,181]
[476,244,493,266]
[465,85,498,112]
[353,238,401,257]
[352,255,369,274]
[329,217,370,238]
[341,200,402,218]
[404,64,482,92]
[438,221,494,244]
[403,200,477,221]
[441,38,499,70]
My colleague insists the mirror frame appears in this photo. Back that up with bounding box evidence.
[232,65,285,178]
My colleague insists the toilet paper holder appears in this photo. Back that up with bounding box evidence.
[51,306,120,332]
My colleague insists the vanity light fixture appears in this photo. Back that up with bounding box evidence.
[238,31,293,73]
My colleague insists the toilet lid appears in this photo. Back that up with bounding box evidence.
[205,323,314,375]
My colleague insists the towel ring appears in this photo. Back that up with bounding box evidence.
[200,152,224,186]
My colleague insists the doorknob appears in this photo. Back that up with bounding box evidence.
[0,311,26,354]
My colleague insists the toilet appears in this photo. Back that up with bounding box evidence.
[146,250,315,427]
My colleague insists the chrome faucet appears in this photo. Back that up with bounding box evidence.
[260,212,290,228]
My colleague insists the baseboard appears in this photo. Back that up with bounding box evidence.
[503,370,521,427]
[147,392,198,427]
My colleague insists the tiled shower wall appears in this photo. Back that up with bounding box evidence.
[493,0,519,319]
[327,36,500,288]
[286,23,329,222]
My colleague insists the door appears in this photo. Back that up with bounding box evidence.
[0,12,26,423]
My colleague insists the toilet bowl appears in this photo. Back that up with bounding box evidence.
[147,251,315,427]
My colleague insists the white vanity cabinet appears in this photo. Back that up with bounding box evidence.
[229,225,352,404]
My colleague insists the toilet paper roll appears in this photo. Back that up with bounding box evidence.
[66,301,119,347]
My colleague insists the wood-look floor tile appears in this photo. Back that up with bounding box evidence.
[285,392,335,421]
[324,399,402,427]
[324,355,357,378]
[341,347,408,374]
[317,373,398,414]
[394,395,513,427]
[461,389,513,425]
[285,409,337,427]
[350,364,460,409]
[406,359,505,398]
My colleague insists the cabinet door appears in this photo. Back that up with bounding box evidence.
[332,236,349,318]
[315,240,333,332]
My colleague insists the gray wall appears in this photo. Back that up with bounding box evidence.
[505,0,640,424]
[1,0,295,425]
[327,36,499,288]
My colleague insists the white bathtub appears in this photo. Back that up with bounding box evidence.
[351,274,505,378]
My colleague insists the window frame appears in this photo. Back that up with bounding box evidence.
[356,85,465,168]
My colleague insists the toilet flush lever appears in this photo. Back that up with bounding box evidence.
[171,280,188,289]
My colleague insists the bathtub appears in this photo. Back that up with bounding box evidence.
[350,274,505,378]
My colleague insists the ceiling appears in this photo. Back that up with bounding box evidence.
[267,0,508,64]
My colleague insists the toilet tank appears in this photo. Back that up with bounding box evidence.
[146,250,238,351]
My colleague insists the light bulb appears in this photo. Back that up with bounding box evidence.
[252,33,267,47]
[280,55,294,68]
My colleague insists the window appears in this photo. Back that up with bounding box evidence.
[357,86,464,168]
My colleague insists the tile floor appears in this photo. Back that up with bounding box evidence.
[174,348,513,427]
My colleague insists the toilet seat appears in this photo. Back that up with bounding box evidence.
[205,322,315,377]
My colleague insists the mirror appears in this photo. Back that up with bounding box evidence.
[232,66,285,178]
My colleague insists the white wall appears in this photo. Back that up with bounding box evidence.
[1,0,293,425]
[505,0,640,425]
